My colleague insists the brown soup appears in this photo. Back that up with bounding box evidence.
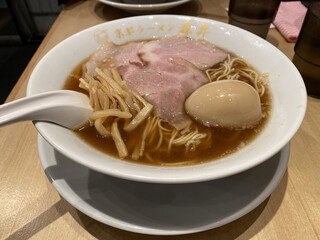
[64,52,271,166]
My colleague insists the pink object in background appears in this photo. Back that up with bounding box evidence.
[273,1,307,43]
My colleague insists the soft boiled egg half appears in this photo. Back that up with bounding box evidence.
[185,80,262,128]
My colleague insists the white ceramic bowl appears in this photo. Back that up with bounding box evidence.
[27,15,307,183]
[97,0,190,12]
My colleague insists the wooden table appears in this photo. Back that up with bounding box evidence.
[1,0,319,239]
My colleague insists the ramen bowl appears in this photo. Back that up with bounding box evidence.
[27,15,307,183]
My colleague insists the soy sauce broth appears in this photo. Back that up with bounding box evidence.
[63,55,272,166]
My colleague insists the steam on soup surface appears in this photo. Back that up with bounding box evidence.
[63,36,272,166]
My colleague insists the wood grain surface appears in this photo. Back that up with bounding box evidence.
[0,0,319,239]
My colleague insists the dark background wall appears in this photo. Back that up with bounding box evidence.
[0,0,65,103]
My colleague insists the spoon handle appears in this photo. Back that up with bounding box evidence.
[0,90,92,129]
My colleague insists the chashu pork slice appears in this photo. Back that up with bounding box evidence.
[83,42,119,77]
[139,35,228,70]
[85,36,228,130]
[118,57,208,130]
[83,41,145,77]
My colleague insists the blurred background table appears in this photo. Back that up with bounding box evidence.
[1,0,319,239]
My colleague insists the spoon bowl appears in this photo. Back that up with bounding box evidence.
[0,90,92,129]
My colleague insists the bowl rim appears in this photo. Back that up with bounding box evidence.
[27,14,307,183]
[97,0,191,11]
